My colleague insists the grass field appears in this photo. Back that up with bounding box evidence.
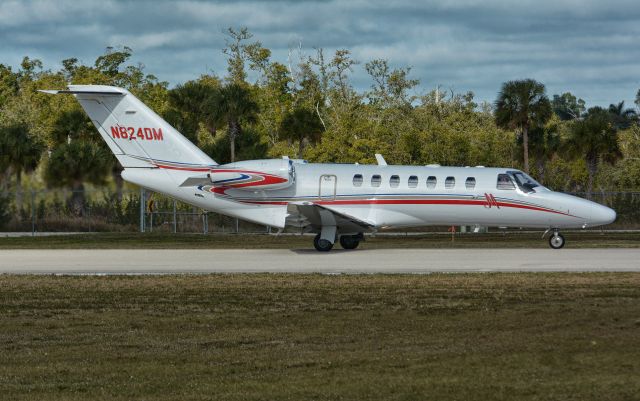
[1,230,639,249]
[1,273,639,400]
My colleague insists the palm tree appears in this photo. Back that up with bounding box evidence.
[495,79,552,173]
[608,101,637,130]
[168,78,222,142]
[213,83,259,162]
[46,110,112,215]
[279,107,324,158]
[44,140,111,215]
[0,123,44,210]
[528,120,560,185]
[565,107,622,199]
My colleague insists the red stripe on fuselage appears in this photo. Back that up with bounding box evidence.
[233,198,575,217]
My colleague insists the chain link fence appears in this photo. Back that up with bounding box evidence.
[0,188,271,234]
[1,189,639,234]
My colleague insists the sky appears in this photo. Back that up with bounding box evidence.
[1,0,639,108]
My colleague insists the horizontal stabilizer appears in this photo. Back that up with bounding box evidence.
[38,88,124,96]
[179,176,211,187]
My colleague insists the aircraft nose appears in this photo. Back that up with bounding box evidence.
[592,204,616,226]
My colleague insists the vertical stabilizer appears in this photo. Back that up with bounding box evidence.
[40,85,217,170]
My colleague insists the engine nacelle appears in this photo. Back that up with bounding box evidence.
[209,157,296,191]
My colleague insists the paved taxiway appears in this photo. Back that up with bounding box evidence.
[0,249,639,274]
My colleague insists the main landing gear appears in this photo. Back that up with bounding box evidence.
[313,234,334,252]
[339,234,362,250]
[548,230,565,249]
[313,233,363,252]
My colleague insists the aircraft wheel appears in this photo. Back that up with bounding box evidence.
[549,232,565,249]
[314,234,334,252]
[339,235,360,250]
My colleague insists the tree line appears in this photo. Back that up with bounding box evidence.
[1,27,640,216]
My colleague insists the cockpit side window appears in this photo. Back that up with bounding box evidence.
[496,174,515,190]
[511,172,540,193]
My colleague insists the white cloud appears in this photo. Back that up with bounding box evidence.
[1,0,639,106]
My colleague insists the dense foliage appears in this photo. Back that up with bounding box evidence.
[1,28,640,217]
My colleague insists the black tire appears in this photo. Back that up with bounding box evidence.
[313,234,334,252]
[339,235,360,250]
[549,233,565,249]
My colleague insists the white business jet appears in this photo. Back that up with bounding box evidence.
[41,86,616,251]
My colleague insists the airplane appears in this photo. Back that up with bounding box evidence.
[41,85,617,251]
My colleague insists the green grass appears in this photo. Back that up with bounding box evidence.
[1,231,639,249]
[1,273,640,400]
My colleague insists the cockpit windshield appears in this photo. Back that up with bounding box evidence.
[508,171,544,193]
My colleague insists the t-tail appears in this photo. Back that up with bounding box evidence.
[40,85,217,171]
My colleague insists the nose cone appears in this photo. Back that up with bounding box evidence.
[593,205,616,226]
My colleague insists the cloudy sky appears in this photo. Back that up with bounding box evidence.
[1,0,639,107]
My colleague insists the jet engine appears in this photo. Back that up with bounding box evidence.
[209,157,296,191]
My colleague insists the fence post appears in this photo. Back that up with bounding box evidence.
[173,200,177,233]
[139,187,145,233]
[31,190,36,236]
[235,218,239,233]
[203,211,208,235]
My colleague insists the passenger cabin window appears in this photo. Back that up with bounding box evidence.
[465,177,476,190]
[496,174,515,190]
[408,175,418,188]
[353,174,363,187]
[371,174,382,187]
[389,175,400,188]
[445,176,456,189]
[426,176,437,189]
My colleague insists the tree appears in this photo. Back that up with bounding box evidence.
[93,46,134,87]
[565,107,622,198]
[365,59,419,107]
[213,83,259,162]
[167,77,222,143]
[45,140,112,215]
[527,116,562,185]
[279,107,324,157]
[223,27,253,85]
[0,123,44,209]
[328,49,358,105]
[0,64,19,108]
[608,101,637,130]
[551,92,585,120]
[45,109,113,214]
[495,79,552,174]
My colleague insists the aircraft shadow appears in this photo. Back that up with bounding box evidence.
[288,248,374,254]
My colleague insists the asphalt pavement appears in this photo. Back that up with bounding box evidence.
[0,248,639,274]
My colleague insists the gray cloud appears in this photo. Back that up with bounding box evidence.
[1,0,639,106]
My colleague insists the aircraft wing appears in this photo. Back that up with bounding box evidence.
[286,202,375,233]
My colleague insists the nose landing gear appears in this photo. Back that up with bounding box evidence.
[548,231,565,249]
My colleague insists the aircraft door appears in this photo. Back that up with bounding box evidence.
[319,174,337,200]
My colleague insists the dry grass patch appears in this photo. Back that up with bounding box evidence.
[1,273,639,400]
